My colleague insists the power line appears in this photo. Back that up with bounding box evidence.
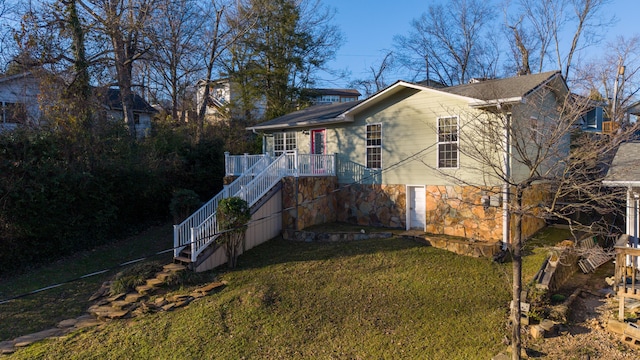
[1,144,439,304]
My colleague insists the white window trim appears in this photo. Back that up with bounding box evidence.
[366,123,382,169]
[274,131,297,156]
[437,115,459,169]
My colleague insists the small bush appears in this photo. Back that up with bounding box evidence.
[170,189,202,223]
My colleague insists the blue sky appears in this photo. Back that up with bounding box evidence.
[319,0,640,88]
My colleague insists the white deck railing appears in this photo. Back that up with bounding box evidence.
[225,152,270,176]
[173,155,273,259]
[176,152,336,263]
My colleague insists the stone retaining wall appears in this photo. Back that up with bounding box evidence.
[283,229,393,242]
[421,235,502,258]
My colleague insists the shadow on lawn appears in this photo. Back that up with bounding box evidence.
[235,233,431,271]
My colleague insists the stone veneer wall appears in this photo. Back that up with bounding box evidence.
[516,183,549,241]
[335,184,406,228]
[281,176,338,230]
[425,186,503,241]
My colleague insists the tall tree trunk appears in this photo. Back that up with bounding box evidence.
[511,186,523,360]
[112,39,137,138]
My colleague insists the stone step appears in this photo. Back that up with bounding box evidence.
[124,292,146,303]
[135,284,154,294]
[13,328,65,347]
[163,263,187,272]
[193,281,227,294]
[146,278,164,287]
[155,271,173,281]
[89,305,129,319]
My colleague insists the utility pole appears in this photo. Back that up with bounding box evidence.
[612,60,626,125]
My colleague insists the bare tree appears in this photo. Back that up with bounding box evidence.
[503,0,615,80]
[419,77,634,359]
[75,0,156,138]
[349,51,394,98]
[393,0,498,85]
[574,35,640,123]
[145,0,204,123]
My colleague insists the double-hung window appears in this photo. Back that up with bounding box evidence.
[366,123,382,169]
[437,116,459,168]
[274,132,297,156]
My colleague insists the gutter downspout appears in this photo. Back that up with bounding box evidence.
[502,112,511,250]
[252,128,267,155]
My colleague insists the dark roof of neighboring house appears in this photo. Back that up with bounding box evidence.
[302,88,361,97]
[441,70,563,100]
[104,88,156,113]
[415,79,447,88]
[603,141,640,186]
[248,100,364,130]
[626,100,640,116]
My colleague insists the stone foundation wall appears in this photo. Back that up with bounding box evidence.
[335,184,405,228]
[282,176,338,230]
[425,186,503,242]
[517,184,549,241]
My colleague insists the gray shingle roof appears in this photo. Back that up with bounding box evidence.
[603,142,640,185]
[249,71,565,131]
[441,71,562,100]
[248,100,363,130]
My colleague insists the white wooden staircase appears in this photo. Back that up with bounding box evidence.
[173,152,336,271]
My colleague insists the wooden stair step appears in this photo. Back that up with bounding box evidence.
[173,256,193,264]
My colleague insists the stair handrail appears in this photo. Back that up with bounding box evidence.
[188,153,289,262]
[173,154,272,257]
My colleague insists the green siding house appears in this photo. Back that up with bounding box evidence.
[246,71,569,244]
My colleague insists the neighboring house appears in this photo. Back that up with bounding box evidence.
[195,78,267,123]
[0,72,42,131]
[0,72,155,137]
[572,94,607,133]
[196,78,361,123]
[625,100,640,124]
[100,88,156,138]
[603,141,640,239]
[174,70,571,271]
[301,88,361,105]
[601,141,640,320]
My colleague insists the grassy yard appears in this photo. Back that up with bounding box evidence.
[0,224,174,342]
[1,226,570,359]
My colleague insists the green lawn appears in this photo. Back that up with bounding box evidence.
[1,226,565,359]
[0,224,174,342]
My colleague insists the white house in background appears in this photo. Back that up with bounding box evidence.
[301,88,361,105]
[0,72,42,131]
[100,88,156,138]
[0,71,156,137]
[196,78,267,123]
[196,78,361,123]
